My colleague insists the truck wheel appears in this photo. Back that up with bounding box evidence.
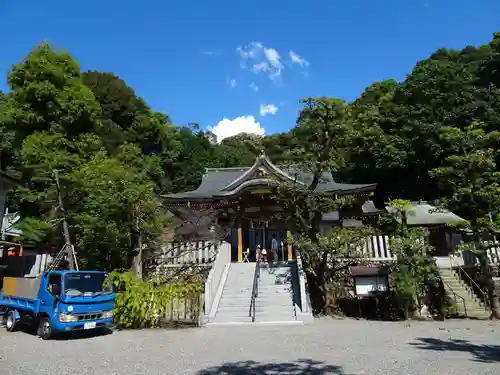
[5,311,16,332]
[38,318,53,340]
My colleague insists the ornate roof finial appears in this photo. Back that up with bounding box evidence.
[259,149,266,158]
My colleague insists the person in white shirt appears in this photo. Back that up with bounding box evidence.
[258,245,267,263]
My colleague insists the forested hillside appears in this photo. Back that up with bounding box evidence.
[0,32,499,270]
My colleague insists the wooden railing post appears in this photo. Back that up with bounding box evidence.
[237,217,243,263]
[287,230,293,261]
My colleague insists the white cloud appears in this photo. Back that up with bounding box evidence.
[209,115,265,142]
[259,103,278,116]
[249,82,259,92]
[237,41,284,83]
[226,76,237,88]
[289,50,309,67]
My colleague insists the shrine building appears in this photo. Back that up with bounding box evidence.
[162,152,383,263]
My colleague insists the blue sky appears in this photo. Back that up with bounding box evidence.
[1,0,499,141]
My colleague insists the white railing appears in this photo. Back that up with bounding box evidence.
[204,241,231,321]
[460,239,500,266]
[363,235,394,261]
[361,237,500,265]
[484,240,500,264]
[295,254,309,314]
[156,240,218,268]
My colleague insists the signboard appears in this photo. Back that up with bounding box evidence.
[354,276,388,296]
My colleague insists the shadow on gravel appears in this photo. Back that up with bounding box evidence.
[196,359,347,374]
[16,324,113,341]
[410,338,500,363]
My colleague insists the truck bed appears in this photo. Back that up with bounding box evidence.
[0,276,41,313]
[0,294,40,313]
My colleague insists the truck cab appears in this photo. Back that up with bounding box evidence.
[1,269,116,340]
[38,270,116,336]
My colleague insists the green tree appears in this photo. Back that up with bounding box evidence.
[3,43,168,273]
[429,121,500,318]
[68,151,166,270]
[274,97,372,314]
[385,200,439,319]
[344,80,408,201]
[0,91,17,170]
[81,71,181,192]
[3,43,102,247]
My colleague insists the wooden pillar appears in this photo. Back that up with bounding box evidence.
[287,230,293,261]
[237,217,243,262]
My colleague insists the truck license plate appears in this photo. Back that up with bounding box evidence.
[84,322,96,330]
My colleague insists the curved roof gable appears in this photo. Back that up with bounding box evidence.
[221,151,305,192]
[161,152,377,201]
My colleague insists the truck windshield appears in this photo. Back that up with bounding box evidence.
[64,272,112,297]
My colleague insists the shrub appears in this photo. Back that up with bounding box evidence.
[110,272,204,328]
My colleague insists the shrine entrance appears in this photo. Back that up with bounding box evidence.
[248,222,287,262]
[230,220,288,263]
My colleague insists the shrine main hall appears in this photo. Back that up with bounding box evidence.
[162,152,382,262]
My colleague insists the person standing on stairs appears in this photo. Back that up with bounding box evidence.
[271,234,279,264]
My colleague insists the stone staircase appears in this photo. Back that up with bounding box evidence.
[439,268,490,319]
[208,262,300,325]
[256,264,297,322]
[211,263,255,324]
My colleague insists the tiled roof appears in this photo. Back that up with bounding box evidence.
[322,201,383,222]
[385,201,465,226]
[163,153,376,201]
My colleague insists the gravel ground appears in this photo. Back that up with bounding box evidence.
[0,319,498,374]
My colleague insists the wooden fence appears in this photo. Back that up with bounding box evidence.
[158,295,204,327]
[154,241,220,271]
[363,235,394,261]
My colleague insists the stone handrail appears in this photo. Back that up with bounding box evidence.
[204,241,231,321]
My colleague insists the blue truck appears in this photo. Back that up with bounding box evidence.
[0,269,117,340]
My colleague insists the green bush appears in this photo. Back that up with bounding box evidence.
[110,272,204,328]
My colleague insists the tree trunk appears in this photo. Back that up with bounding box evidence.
[486,275,500,320]
[306,272,327,315]
[131,234,143,280]
[477,246,500,319]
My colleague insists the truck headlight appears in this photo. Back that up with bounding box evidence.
[59,312,78,322]
[102,310,113,319]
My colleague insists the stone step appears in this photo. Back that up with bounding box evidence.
[214,263,299,324]
[214,316,253,323]
[220,304,293,311]
[258,284,292,289]
[218,307,267,314]
[221,300,292,307]
[219,296,251,301]
[254,298,293,304]
[259,286,292,290]
[439,269,488,319]
[255,314,296,321]
[222,293,291,299]
[256,295,293,300]
[258,290,293,296]
[222,292,252,297]
[206,320,303,327]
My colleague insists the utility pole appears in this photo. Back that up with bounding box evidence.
[53,169,75,269]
